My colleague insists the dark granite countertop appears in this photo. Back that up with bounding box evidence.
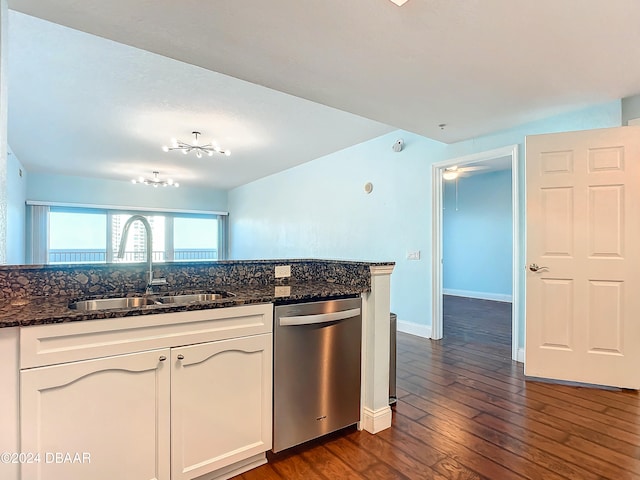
[0,281,365,328]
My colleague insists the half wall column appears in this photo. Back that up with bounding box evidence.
[361,263,394,433]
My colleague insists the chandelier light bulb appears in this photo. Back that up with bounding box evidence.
[171,138,178,148]
[225,150,231,156]
[162,145,169,152]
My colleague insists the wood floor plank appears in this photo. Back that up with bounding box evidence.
[473,411,637,479]
[400,375,483,418]
[347,423,448,480]
[321,431,379,473]
[423,403,600,480]
[432,457,488,480]
[394,412,526,480]
[376,418,450,469]
[299,444,366,480]
[240,464,284,480]
[269,452,328,480]
[528,381,640,414]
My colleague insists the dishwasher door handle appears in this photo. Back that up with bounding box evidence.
[279,308,361,326]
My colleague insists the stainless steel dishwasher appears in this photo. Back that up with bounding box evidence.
[273,297,362,453]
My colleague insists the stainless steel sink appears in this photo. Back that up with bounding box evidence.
[70,297,157,311]
[157,292,234,305]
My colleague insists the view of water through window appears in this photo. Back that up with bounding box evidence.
[48,209,220,264]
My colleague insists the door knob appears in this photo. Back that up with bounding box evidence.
[529,263,548,272]
[177,354,184,360]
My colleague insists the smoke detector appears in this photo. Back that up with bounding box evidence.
[392,139,404,153]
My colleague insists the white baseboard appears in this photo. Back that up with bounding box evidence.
[397,320,431,339]
[361,406,392,434]
[443,288,512,303]
[517,347,525,363]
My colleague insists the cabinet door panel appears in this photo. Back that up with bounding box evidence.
[21,349,170,480]
[171,334,272,480]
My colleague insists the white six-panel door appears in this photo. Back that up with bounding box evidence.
[525,126,640,389]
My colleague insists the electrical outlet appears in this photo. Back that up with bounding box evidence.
[275,265,291,278]
[274,286,291,297]
[406,251,421,260]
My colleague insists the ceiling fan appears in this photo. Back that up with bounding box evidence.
[442,165,489,180]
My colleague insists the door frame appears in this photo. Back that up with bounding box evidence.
[431,144,521,362]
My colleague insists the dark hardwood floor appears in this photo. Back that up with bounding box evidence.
[238,295,640,479]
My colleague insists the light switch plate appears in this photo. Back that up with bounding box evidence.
[275,265,291,278]
[406,251,421,260]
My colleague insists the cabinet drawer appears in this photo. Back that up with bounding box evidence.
[20,303,273,369]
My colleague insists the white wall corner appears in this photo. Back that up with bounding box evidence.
[361,406,392,434]
[397,320,432,339]
[517,347,525,363]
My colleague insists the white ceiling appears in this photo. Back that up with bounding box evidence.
[7,0,640,189]
[7,11,393,190]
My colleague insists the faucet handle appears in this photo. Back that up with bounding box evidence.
[145,278,167,295]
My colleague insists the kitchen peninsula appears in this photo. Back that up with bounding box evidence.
[0,259,394,480]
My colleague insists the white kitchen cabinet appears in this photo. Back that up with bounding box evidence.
[18,304,273,480]
[20,348,171,480]
[171,334,272,480]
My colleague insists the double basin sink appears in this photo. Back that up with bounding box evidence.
[70,292,235,312]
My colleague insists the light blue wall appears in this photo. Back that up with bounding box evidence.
[27,172,228,212]
[229,100,622,348]
[229,132,447,333]
[6,146,26,263]
[443,170,512,298]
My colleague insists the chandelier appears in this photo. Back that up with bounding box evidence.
[162,131,231,158]
[132,171,179,188]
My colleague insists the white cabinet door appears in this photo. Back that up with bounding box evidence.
[21,348,171,480]
[171,334,272,480]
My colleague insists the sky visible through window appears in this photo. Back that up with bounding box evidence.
[50,211,106,249]
[49,211,219,261]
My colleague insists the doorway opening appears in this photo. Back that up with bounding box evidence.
[431,145,521,362]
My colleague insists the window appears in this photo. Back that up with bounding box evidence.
[174,216,219,261]
[28,204,227,265]
[111,213,166,263]
[49,210,107,263]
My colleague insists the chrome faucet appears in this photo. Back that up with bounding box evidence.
[117,215,166,294]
